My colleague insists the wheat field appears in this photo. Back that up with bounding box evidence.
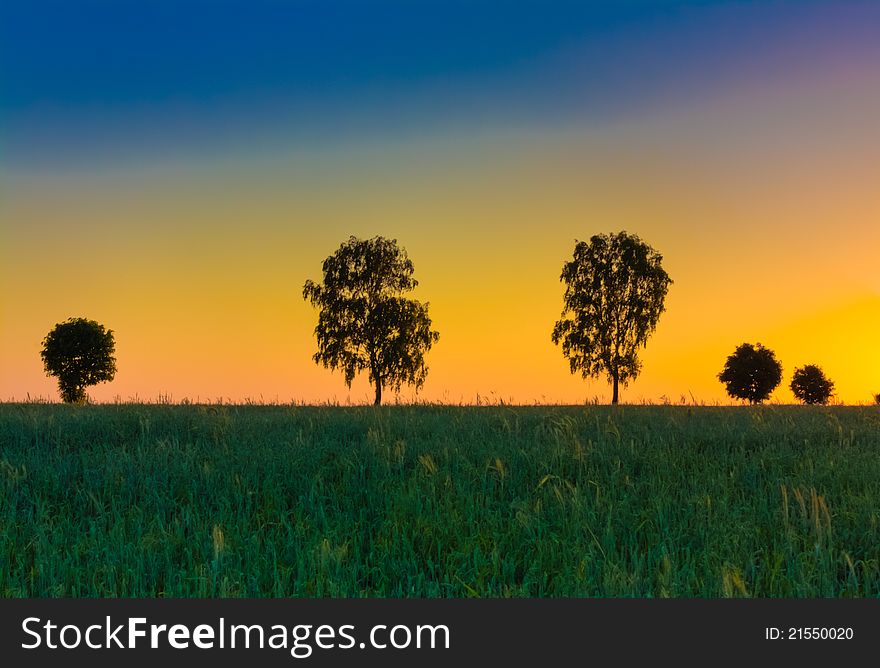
[1,403,878,597]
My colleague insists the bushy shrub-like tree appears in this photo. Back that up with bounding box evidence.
[790,365,834,405]
[41,317,116,403]
[718,342,782,404]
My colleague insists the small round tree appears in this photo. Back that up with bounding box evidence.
[41,317,117,403]
[790,364,834,405]
[718,342,782,404]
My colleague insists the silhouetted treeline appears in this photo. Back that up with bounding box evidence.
[39,233,861,406]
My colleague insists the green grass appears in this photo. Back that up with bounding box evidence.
[1,403,879,597]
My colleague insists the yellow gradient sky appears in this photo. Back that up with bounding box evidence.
[2,2,879,404]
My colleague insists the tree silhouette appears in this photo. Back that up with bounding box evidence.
[551,231,672,404]
[41,317,116,403]
[718,342,782,404]
[790,365,834,405]
[303,236,439,405]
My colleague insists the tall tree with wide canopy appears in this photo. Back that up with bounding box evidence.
[552,231,672,404]
[303,236,439,405]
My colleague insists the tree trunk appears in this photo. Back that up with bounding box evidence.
[374,380,382,406]
[611,374,619,405]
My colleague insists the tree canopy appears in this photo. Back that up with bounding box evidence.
[718,342,782,404]
[790,364,834,405]
[551,231,672,404]
[303,235,439,405]
[41,317,117,403]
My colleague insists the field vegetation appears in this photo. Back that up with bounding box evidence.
[1,404,878,597]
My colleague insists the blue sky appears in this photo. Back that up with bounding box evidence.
[2,1,879,404]
[6,0,877,167]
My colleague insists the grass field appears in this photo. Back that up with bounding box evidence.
[1,403,878,597]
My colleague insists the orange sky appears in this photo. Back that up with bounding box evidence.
[2,35,879,405]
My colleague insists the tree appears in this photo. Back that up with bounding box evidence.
[41,317,117,403]
[551,231,672,404]
[718,342,782,404]
[790,365,834,405]
[303,235,439,405]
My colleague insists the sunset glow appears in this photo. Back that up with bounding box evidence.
[2,1,878,404]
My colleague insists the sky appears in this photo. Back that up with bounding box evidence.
[1,0,879,404]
